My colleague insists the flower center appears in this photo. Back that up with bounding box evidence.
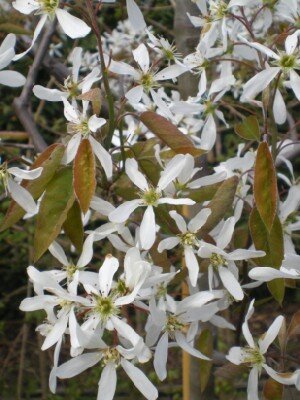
[204,100,216,115]
[165,315,185,336]
[93,295,118,320]
[68,119,90,137]
[156,283,167,299]
[210,253,228,268]
[139,73,157,91]
[39,0,59,15]
[242,346,265,367]
[66,263,77,278]
[180,232,197,246]
[0,164,9,188]
[64,77,81,99]
[210,1,228,20]
[114,279,128,296]
[101,348,120,367]
[141,188,161,206]
[278,54,298,70]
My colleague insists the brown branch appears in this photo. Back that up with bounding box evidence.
[14,21,57,152]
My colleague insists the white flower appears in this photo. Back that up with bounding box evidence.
[198,217,265,301]
[56,342,158,400]
[0,34,26,86]
[158,208,211,286]
[146,292,219,381]
[12,0,91,60]
[106,43,186,105]
[240,33,300,107]
[109,156,195,250]
[226,300,299,400]
[0,163,43,214]
[62,98,112,179]
[33,47,101,102]
[20,266,90,351]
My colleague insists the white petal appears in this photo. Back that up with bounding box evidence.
[241,68,280,101]
[111,316,141,346]
[140,206,156,250]
[188,208,211,232]
[157,237,180,252]
[97,363,117,400]
[121,359,158,400]
[7,178,38,214]
[219,266,244,301]
[158,198,195,205]
[0,70,26,87]
[56,352,102,378]
[49,338,62,393]
[285,31,299,55]
[77,234,94,268]
[133,43,149,73]
[88,115,106,132]
[98,255,119,297]
[109,199,142,223]
[258,316,284,354]
[41,312,69,350]
[33,85,66,101]
[125,158,149,191]
[226,346,244,365]
[247,367,259,400]
[64,133,81,164]
[55,9,91,39]
[48,241,69,267]
[263,364,298,386]
[200,114,216,151]
[155,64,186,81]
[125,85,144,103]
[126,0,146,32]
[88,136,113,179]
[184,246,199,287]
[169,210,187,233]
[13,14,47,61]
[216,217,235,250]
[7,166,42,180]
[273,89,287,125]
[154,333,168,381]
[157,154,185,190]
[19,295,56,311]
[70,47,82,82]
[289,69,300,101]
[175,332,210,360]
[242,300,255,348]
[249,267,296,282]
[227,249,266,261]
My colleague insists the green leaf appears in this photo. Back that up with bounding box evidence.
[140,111,205,157]
[198,329,213,393]
[254,142,277,231]
[234,115,261,141]
[63,200,84,252]
[0,23,31,35]
[1,144,65,231]
[263,378,283,400]
[249,207,285,303]
[34,167,75,261]
[74,139,96,214]
[200,176,239,235]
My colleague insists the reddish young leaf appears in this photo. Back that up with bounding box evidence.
[263,378,283,400]
[1,144,65,231]
[73,139,96,214]
[34,167,75,261]
[140,111,205,156]
[254,142,277,231]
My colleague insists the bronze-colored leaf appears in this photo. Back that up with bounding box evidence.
[140,111,205,156]
[74,139,96,214]
[254,142,277,231]
[63,200,84,252]
[234,115,261,141]
[263,378,283,400]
